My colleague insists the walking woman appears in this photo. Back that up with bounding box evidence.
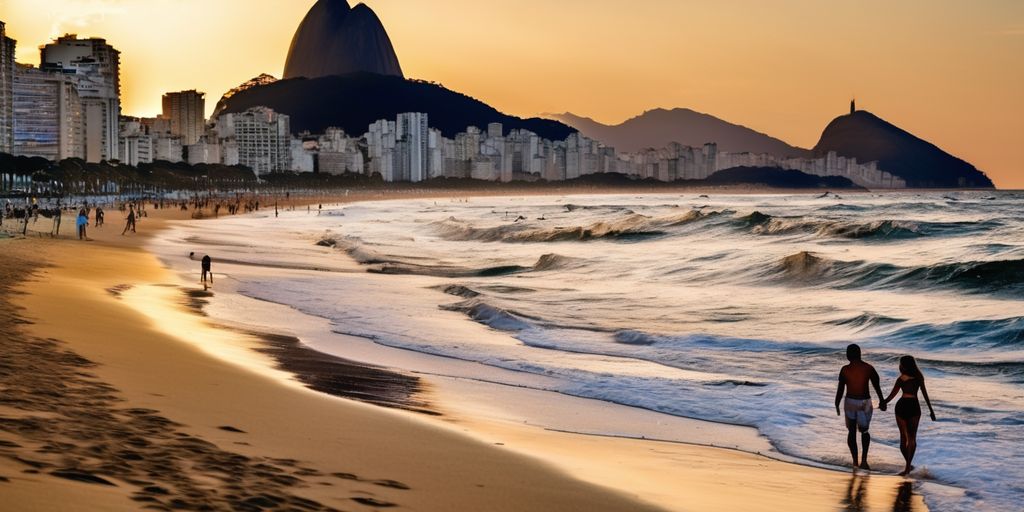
[882,356,937,476]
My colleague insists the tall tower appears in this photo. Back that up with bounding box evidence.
[850,98,856,115]
[40,35,121,163]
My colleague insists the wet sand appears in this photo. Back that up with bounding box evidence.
[0,193,931,511]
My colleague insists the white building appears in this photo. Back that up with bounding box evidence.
[0,22,16,153]
[13,64,84,161]
[221,107,291,175]
[118,117,153,166]
[396,112,429,182]
[318,128,364,175]
[40,35,121,163]
[186,141,221,165]
[153,135,183,163]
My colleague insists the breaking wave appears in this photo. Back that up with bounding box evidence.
[769,252,1024,295]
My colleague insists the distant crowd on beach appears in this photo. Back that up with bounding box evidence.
[0,191,321,240]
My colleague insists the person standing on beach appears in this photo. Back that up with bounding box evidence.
[835,343,886,470]
[51,205,62,237]
[76,209,88,240]
[881,355,937,476]
[122,206,136,235]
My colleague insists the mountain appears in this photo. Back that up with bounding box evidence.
[705,167,863,189]
[215,72,574,141]
[211,74,278,119]
[284,0,404,80]
[813,110,993,188]
[549,109,808,157]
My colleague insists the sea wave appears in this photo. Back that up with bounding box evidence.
[440,298,534,331]
[768,251,1024,295]
[431,209,724,244]
[734,211,1002,240]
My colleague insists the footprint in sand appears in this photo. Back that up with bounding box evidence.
[371,479,411,490]
[50,469,117,486]
[352,497,398,508]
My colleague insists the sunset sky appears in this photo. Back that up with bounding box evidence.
[1,0,1021,187]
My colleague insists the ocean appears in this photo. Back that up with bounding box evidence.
[152,191,1024,511]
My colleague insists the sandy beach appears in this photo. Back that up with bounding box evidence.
[0,192,930,511]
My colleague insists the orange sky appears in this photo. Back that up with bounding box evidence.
[1,0,1021,187]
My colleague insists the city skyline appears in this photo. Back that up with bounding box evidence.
[0,0,1021,187]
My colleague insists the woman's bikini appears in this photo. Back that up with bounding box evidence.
[895,376,922,420]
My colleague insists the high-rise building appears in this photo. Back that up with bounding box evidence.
[396,112,428,182]
[487,122,503,139]
[13,64,84,161]
[0,22,16,153]
[222,107,291,175]
[162,90,205,145]
[118,117,154,166]
[40,35,121,163]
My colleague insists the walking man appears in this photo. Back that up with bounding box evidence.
[122,205,136,235]
[835,344,887,470]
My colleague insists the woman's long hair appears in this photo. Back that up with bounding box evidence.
[900,355,924,383]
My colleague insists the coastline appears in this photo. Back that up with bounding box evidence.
[0,191,931,511]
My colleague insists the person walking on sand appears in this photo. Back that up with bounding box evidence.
[835,343,887,470]
[122,205,136,235]
[881,356,937,476]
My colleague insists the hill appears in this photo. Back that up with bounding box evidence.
[704,167,863,189]
[549,109,808,156]
[215,72,574,140]
[813,110,993,188]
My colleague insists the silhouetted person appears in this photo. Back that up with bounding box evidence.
[51,206,62,237]
[882,356,936,476]
[835,343,886,470]
[122,206,136,235]
[95,207,105,227]
[201,255,213,289]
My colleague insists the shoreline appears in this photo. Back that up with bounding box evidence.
[1,190,935,511]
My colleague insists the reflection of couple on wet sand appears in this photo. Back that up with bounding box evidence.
[835,344,936,476]
[843,476,917,512]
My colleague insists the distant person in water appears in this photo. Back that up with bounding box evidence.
[835,343,886,470]
[201,254,212,288]
[122,206,136,235]
[882,355,936,476]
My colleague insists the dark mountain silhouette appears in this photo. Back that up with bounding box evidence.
[284,0,404,79]
[215,73,574,140]
[705,166,863,189]
[550,109,808,156]
[211,74,278,119]
[813,110,993,188]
